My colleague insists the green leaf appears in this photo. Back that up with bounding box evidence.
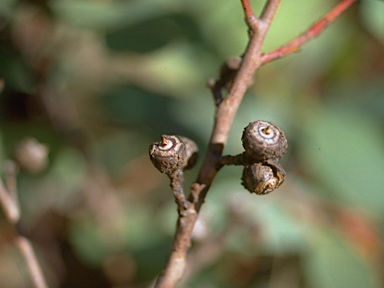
[300,104,384,215]
[305,229,381,288]
[106,13,202,53]
[0,0,18,17]
[69,218,110,266]
[50,0,170,30]
[360,1,384,44]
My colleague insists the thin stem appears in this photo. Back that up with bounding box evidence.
[16,237,48,288]
[0,178,48,288]
[219,153,248,167]
[169,170,188,213]
[241,0,258,28]
[260,0,282,24]
[4,160,19,208]
[261,0,357,65]
[0,179,20,223]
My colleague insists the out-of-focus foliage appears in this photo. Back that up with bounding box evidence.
[0,0,384,287]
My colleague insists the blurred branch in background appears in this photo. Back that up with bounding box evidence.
[0,142,48,288]
[0,0,384,287]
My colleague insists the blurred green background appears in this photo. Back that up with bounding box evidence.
[0,0,384,287]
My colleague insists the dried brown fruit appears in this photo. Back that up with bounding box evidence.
[177,136,199,170]
[241,120,287,162]
[241,162,285,195]
[149,135,198,174]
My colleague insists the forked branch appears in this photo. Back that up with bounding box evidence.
[153,0,356,287]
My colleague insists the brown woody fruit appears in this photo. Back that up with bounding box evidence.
[241,120,287,162]
[177,136,199,170]
[149,135,198,174]
[241,162,284,195]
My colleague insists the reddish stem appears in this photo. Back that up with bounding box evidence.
[241,0,255,18]
[261,0,357,65]
[241,0,258,27]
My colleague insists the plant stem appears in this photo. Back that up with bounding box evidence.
[154,0,357,287]
[0,179,48,288]
[261,0,357,65]
[169,170,188,213]
[154,1,281,287]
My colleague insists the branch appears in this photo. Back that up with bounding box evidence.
[241,0,258,28]
[154,1,281,287]
[168,170,188,213]
[0,174,48,288]
[15,237,48,288]
[154,0,357,287]
[261,0,357,65]
[219,153,248,167]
